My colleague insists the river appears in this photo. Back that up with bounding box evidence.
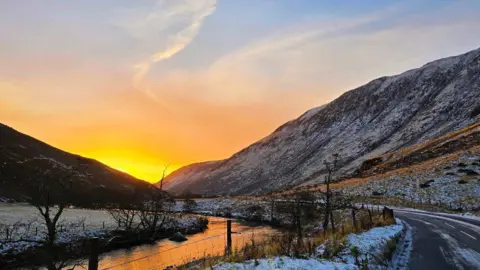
[90,217,277,270]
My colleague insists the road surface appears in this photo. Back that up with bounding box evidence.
[395,209,480,270]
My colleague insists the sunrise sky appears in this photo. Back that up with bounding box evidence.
[1,0,480,183]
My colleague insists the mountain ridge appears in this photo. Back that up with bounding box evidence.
[160,47,480,196]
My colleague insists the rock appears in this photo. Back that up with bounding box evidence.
[458,169,479,175]
[458,163,468,168]
[458,179,468,184]
[169,232,187,242]
[466,170,479,176]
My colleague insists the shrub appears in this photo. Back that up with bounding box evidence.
[243,205,264,221]
[182,199,198,213]
[383,238,397,260]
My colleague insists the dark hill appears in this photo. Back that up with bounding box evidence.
[0,123,153,205]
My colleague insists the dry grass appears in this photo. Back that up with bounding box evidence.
[274,121,480,197]
[297,144,480,195]
[180,210,396,269]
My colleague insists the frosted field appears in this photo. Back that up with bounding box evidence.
[0,203,206,254]
[0,203,115,254]
[0,203,117,230]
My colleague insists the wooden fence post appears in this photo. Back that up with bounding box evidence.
[226,220,232,256]
[382,207,394,221]
[367,209,373,226]
[351,209,357,232]
[330,212,335,232]
[88,237,99,270]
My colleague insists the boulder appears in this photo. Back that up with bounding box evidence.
[169,232,187,242]
[458,169,479,175]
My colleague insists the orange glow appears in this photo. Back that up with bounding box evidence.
[1,86,322,184]
[89,155,179,183]
[2,0,480,185]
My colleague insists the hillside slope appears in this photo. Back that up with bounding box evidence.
[354,121,480,178]
[0,123,153,204]
[330,121,480,209]
[161,47,480,196]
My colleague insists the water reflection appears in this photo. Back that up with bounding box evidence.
[95,217,276,270]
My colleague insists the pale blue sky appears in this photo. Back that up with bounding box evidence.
[1,0,480,180]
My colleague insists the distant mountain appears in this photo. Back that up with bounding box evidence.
[160,47,480,196]
[0,123,153,205]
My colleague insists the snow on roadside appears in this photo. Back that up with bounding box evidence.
[213,256,357,270]
[388,221,412,270]
[337,218,403,266]
[212,219,405,270]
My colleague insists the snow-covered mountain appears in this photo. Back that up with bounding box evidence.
[160,47,480,196]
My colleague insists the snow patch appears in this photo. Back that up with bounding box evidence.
[213,256,357,270]
[213,219,405,270]
[338,219,403,266]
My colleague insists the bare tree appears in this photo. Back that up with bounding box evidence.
[243,204,264,221]
[182,199,198,213]
[276,191,317,240]
[138,187,172,238]
[264,196,277,223]
[109,207,140,232]
[322,154,339,231]
[158,164,170,191]
[182,190,197,213]
[22,166,84,270]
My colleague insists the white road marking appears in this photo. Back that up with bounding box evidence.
[445,223,456,229]
[440,232,480,269]
[410,217,434,226]
[396,210,480,234]
[461,231,477,240]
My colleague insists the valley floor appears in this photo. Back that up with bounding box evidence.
[0,203,208,269]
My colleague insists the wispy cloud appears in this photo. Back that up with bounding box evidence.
[150,1,480,108]
[114,0,217,100]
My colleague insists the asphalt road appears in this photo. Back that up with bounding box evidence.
[395,209,480,270]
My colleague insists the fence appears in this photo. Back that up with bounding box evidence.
[87,220,278,270]
[87,207,397,270]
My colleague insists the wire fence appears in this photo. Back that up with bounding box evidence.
[97,206,392,269]
[99,221,278,270]
[100,233,226,270]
